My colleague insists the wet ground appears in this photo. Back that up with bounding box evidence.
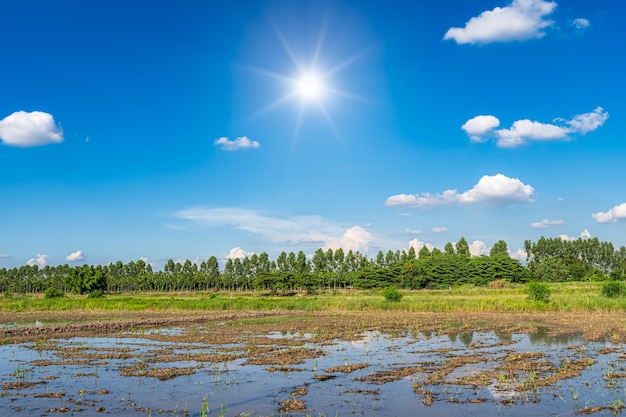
[2,310,626,416]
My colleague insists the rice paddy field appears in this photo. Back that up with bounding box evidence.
[3,283,626,416]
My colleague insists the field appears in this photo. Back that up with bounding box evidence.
[3,283,626,416]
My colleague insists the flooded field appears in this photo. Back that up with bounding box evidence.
[2,311,626,416]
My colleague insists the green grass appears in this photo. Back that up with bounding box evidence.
[2,282,626,315]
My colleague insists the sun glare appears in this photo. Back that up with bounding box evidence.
[245,18,372,137]
[295,72,325,101]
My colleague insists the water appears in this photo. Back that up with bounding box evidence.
[0,326,623,416]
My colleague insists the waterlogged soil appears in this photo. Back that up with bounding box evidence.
[2,310,626,416]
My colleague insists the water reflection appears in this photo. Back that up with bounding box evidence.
[0,327,619,417]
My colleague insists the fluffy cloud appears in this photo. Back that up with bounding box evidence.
[226,247,252,259]
[496,119,569,147]
[172,207,374,253]
[443,0,557,45]
[530,218,565,229]
[459,174,535,204]
[469,240,489,257]
[432,227,448,233]
[408,238,433,253]
[571,18,590,30]
[386,174,534,208]
[559,229,591,241]
[0,111,63,147]
[27,254,48,268]
[214,136,260,151]
[510,248,527,261]
[463,107,608,147]
[592,203,626,223]
[566,107,609,134]
[462,115,501,142]
[65,250,86,262]
[326,226,375,253]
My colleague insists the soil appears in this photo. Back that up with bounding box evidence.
[3,309,626,345]
[3,309,626,414]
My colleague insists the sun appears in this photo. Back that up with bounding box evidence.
[295,72,326,101]
[242,19,372,137]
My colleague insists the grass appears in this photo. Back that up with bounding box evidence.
[2,282,626,315]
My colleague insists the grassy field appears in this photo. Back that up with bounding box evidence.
[2,282,626,314]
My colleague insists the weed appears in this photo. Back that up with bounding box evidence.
[526,281,551,302]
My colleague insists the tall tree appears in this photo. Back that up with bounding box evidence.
[456,237,470,256]
[490,240,509,257]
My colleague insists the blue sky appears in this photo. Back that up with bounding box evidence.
[1,0,624,269]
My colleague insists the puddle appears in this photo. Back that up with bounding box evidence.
[1,325,624,416]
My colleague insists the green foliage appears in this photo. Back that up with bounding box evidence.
[382,286,403,302]
[526,281,551,302]
[87,290,105,299]
[352,266,401,289]
[3,235,626,296]
[44,288,65,299]
[532,257,569,282]
[66,265,107,295]
[601,281,625,298]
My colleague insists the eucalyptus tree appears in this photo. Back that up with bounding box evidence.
[490,240,509,257]
[456,237,470,256]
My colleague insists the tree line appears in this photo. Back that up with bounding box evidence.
[2,236,626,295]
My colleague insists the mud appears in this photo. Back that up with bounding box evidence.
[2,310,626,416]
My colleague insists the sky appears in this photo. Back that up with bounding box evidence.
[1,0,624,269]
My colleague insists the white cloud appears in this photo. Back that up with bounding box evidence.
[172,207,375,253]
[458,174,535,205]
[214,136,260,151]
[511,248,527,261]
[469,240,489,257]
[592,202,626,223]
[326,226,375,253]
[530,218,565,229]
[227,247,251,259]
[432,227,448,233]
[443,0,557,45]
[399,228,422,235]
[385,190,459,208]
[0,111,63,147]
[386,174,534,208]
[65,250,86,262]
[566,107,609,134]
[496,119,569,147]
[571,18,590,30]
[559,229,591,241]
[27,254,48,268]
[0,254,11,259]
[464,107,609,147]
[462,115,500,142]
[408,238,433,253]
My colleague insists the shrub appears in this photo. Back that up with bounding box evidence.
[526,281,550,302]
[87,290,105,299]
[602,281,625,298]
[44,288,65,299]
[383,286,404,302]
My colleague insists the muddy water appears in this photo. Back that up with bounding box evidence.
[1,325,624,416]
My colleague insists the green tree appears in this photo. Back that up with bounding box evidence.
[66,265,107,295]
[456,237,470,256]
[418,245,431,259]
[490,240,509,257]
